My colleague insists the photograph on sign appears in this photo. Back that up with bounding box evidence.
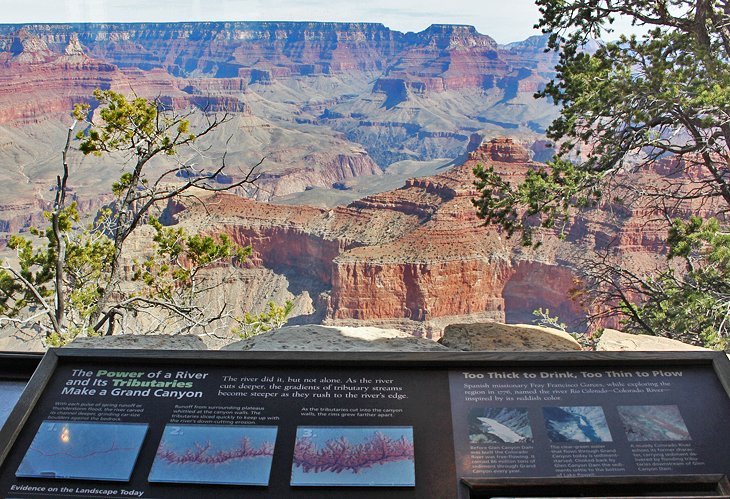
[291,426,415,487]
[148,424,278,485]
[542,406,613,443]
[0,381,25,428]
[617,405,691,441]
[468,407,533,444]
[15,421,148,481]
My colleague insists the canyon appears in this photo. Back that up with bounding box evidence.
[0,22,692,341]
[166,138,686,338]
[0,22,558,234]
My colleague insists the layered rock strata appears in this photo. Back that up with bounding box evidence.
[0,23,551,92]
[173,139,581,337]
[174,136,723,338]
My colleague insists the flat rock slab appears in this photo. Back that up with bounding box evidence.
[224,325,449,351]
[67,334,208,350]
[439,322,582,351]
[596,328,708,351]
[0,331,45,352]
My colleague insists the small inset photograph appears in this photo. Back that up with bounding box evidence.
[468,407,533,444]
[617,405,691,441]
[291,426,415,487]
[542,406,613,443]
[16,421,148,481]
[148,424,278,486]
[0,380,26,428]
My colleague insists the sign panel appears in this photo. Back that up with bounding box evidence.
[449,365,730,497]
[1,350,729,498]
[0,355,454,498]
[0,353,42,429]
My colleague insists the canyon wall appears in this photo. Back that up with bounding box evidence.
[176,136,716,338]
[178,138,619,337]
[0,22,622,334]
[0,22,562,234]
[0,22,549,91]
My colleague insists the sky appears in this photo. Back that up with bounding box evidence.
[0,0,546,44]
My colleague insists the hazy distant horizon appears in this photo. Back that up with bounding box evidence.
[0,0,545,45]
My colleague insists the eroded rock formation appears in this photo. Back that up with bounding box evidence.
[170,136,723,338]
[0,22,563,233]
[163,140,568,337]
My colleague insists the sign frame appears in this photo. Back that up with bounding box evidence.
[0,352,43,433]
[0,352,43,382]
[1,348,729,498]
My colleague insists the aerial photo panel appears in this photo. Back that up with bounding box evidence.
[542,406,613,443]
[291,426,416,487]
[148,424,278,486]
[16,421,148,481]
[468,407,533,444]
[617,405,691,441]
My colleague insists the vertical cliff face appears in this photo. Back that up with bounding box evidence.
[177,135,706,337]
[0,21,556,93]
[502,262,584,324]
[183,138,609,336]
[1,22,405,78]
[373,24,508,97]
[330,259,511,322]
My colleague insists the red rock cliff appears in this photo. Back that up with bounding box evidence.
[181,138,595,337]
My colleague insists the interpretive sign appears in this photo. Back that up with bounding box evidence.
[449,365,730,497]
[0,349,729,498]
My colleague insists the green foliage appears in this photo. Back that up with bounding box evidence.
[624,218,730,349]
[45,327,99,348]
[133,216,253,303]
[477,1,730,239]
[1,89,272,346]
[532,307,568,332]
[532,308,603,350]
[1,203,114,327]
[74,89,195,158]
[235,300,295,339]
[473,157,599,246]
[474,0,730,348]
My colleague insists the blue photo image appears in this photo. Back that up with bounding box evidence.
[16,421,148,481]
[148,424,278,486]
[291,426,415,487]
[543,406,613,443]
[0,381,26,428]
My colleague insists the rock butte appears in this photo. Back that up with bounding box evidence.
[170,138,721,338]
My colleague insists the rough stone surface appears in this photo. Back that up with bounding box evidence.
[439,322,582,351]
[68,334,208,350]
[223,325,449,351]
[2,325,712,352]
[0,329,45,352]
[596,328,709,352]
